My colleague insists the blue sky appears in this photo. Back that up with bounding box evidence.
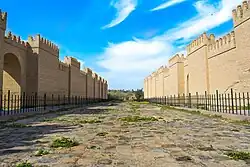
[1,0,244,89]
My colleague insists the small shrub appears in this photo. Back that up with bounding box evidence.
[16,161,32,167]
[51,137,79,148]
[35,149,50,156]
[225,151,250,161]
[119,116,158,122]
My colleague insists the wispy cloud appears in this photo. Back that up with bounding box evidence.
[102,0,137,29]
[150,0,187,12]
[97,0,243,89]
[158,0,242,41]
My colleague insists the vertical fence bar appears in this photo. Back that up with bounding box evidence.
[243,93,246,116]
[207,94,210,111]
[189,93,191,108]
[35,92,37,111]
[247,92,250,116]
[212,94,215,111]
[216,90,219,112]
[239,93,241,115]
[0,91,2,116]
[228,93,230,114]
[219,94,221,112]
[44,93,47,110]
[235,92,238,115]
[205,91,207,110]
[14,95,17,114]
[7,90,10,115]
[58,95,60,108]
[173,95,176,106]
[196,92,198,109]
[17,94,20,113]
[221,94,225,113]
[11,94,13,114]
[52,94,54,109]
[231,89,234,114]
[3,94,6,115]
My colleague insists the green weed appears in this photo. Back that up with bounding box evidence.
[119,116,158,122]
[51,137,79,148]
[225,151,250,161]
[16,161,32,167]
[35,148,50,156]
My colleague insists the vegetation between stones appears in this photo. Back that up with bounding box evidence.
[119,115,158,122]
[225,151,250,161]
[51,137,79,148]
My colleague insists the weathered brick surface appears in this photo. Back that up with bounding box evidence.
[0,11,108,99]
[145,1,250,97]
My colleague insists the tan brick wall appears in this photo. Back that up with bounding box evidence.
[145,2,250,97]
[0,10,108,99]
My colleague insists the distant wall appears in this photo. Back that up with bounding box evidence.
[144,1,250,97]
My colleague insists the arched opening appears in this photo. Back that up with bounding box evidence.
[2,53,21,95]
[186,74,190,95]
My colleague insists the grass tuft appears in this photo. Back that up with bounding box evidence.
[51,137,79,148]
[225,151,250,161]
[16,161,32,167]
[119,116,158,122]
[34,148,50,156]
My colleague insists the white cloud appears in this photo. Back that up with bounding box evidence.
[159,0,243,41]
[102,0,137,29]
[97,0,243,89]
[150,0,187,12]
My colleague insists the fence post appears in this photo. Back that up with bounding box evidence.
[196,92,198,109]
[247,92,250,116]
[0,91,2,114]
[235,92,238,115]
[205,91,207,110]
[216,90,219,112]
[44,93,47,110]
[239,93,241,115]
[7,90,10,115]
[52,94,54,109]
[243,93,246,115]
[230,89,234,114]
[188,93,191,108]
[35,92,38,111]
[174,95,176,106]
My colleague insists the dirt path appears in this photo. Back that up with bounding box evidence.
[0,102,250,167]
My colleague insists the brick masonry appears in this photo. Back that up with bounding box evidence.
[144,1,250,98]
[0,9,108,99]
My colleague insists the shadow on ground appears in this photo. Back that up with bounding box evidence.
[0,101,120,157]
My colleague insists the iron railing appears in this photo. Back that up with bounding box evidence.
[0,90,107,116]
[147,89,250,116]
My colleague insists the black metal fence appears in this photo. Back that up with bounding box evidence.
[147,89,250,116]
[0,90,107,117]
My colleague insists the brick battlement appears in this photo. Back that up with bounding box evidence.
[4,31,30,49]
[0,9,7,30]
[187,33,208,55]
[232,1,250,27]
[58,61,69,72]
[64,56,81,69]
[28,34,59,56]
[83,67,93,75]
[168,54,185,67]
[208,31,236,57]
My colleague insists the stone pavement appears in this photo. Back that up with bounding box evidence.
[0,102,250,167]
